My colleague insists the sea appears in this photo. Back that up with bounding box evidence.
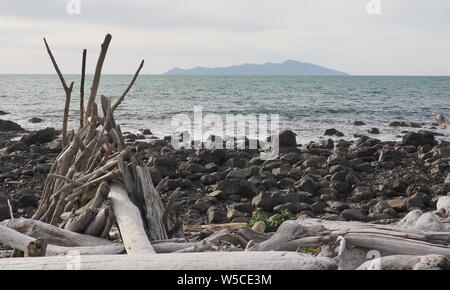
[0,75,449,144]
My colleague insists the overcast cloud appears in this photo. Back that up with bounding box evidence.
[0,0,449,75]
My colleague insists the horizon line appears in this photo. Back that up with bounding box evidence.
[1,73,450,77]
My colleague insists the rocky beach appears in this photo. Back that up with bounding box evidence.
[1,116,448,230]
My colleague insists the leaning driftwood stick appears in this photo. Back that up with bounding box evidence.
[80,49,87,128]
[0,252,338,270]
[85,34,112,119]
[108,182,155,254]
[135,166,167,240]
[0,224,47,257]
[111,59,144,111]
[62,81,74,148]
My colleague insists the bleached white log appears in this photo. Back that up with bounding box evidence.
[1,219,113,247]
[152,242,196,253]
[0,221,124,257]
[46,243,125,256]
[108,182,155,254]
[0,252,337,270]
[249,219,450,258]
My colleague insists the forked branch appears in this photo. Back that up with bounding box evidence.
[43,37,73,147]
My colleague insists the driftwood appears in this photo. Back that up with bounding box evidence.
[79,49,87,128]
[108,183,155,254]
[29,34,170,249]
[248,218,450,258]
[0,252,337,270]
[45,243,124,256]
[85,34,112,120]
[0,219,124,257]
[0,224,47,257]
[43,37,74,147]
[1,219,114,247]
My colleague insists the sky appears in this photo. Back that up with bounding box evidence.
[0,0,449,75]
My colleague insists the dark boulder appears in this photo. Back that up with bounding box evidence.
[0,119,24,132]
[21,127,58,145]
[196,149,227,165]
[340,209,367,221]
[295,176,317,194]
[215,179,258,198]
[141,129,152,135]
[352,186,374,201]
[368,128,380,134]
[14,189,39,208]
[252,191,279,211]
[6,141,30,153]
[277,130,297,147]
[324,128,344,137]
[28,117,43,123]
[402,131,437,147]
[389,121,422,128]
[207,206,226,224]
[0,194,10,221]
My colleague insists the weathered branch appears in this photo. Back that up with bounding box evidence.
[43,37,74,147]
[1,219,114,247]
[85,33,112,119]
[80,49,87,128]
[111,59,144,111]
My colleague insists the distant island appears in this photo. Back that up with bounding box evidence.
[164,60,348,76]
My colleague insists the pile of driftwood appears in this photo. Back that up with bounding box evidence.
[0,34,449,270]
[0,34,170,257]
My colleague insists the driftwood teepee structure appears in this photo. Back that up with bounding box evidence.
[5,34,171,256]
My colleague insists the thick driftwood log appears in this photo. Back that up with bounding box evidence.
[1,219,114,247]
[248,219,450,258]
[108,183,155,254]
[46,243,125,256]
[0,224,47,257]
[0,252,337,270]
[135,166,167,240]
[152,242,196,253]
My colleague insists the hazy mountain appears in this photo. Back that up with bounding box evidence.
[164,60,348,76]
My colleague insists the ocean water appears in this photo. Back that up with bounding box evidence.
[0,75,449,144]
